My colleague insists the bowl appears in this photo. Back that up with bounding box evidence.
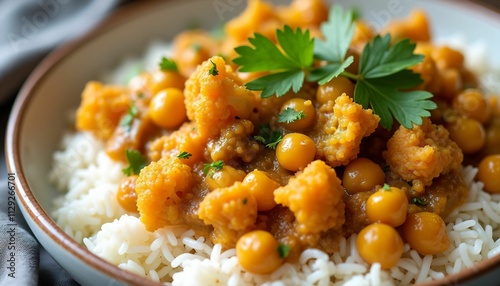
[5,0,500,285]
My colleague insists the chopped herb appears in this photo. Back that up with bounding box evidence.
[209,60,219,76]
[233,4,436,130]
[233,25,314,98]
[192,42,202,53]
[177,151,192,159]
[159,56,178,72]
[278,107,306,124]
[203,160,224,175]
[122,149,147,176]
[383,183,391,191]
[412,197,428,206]
[120,103,138,131]
[137,92,144,99]
[242,198,248,205]
[254,124,283,149]
[277,243,291,259]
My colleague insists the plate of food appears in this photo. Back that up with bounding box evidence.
[6,0,500,285]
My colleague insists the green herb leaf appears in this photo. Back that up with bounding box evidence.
[242,198,248,205]
[278,107,306,124]
[314,5,356,63]
[122,149,148,176]
[159,57,178,72]
[412,197,428,206]
[203,160,225,175]
[254,124,283,149]
[277,244,291,259]
[120,103,138,131]
[354,34,436,129]
[383,183,391,191]
[209,60,219,76]
[177,151,192,159]
[233,25,314,97]
[308,56,354,85]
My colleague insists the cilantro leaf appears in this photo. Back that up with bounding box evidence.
[277,244,291,259]
[278,107,306,124]
[245,71,304,98]
[209,60,219,76]
[254,124,283,149]
[203,160,224,175]
[412,197,428,206]
[122,149,147,176]
[355,80,435,129]
[308,56,354,85]
[233,25,314,97]
[360,35,424,78]
[159,57,178,72]
[314,5,356,63]
[354,34,436,129]
[120,103,138,131]
[177,151,192,159]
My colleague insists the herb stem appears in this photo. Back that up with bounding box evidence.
[340,71,360,81]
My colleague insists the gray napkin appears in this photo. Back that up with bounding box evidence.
[0,0,122,105]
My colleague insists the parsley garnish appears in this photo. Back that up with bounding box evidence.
[159,56,178,72]
[209,60,219,76]
[122,149,147,176]
[383,183,391,191]
[254,124,283,149]
[278,107,306,124]
[412,197,428,206]
[233,5,436,130]
[277,244,291,259]
[177,151,192,159]
[120,103,138,131]
[203,160,224,175]
[233,25,314,98]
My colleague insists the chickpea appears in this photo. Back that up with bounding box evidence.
[242,170,279,211]
[432,46,464,71]
[366,185,408,227]
[316,76,355,105]
[452,89,491,124]
[150,70,186,95]
[149,88,187,129]
[276,133,316,172]
[236,230,283,274]
[477,155,500,193]
[402,212,450,255]
[447,117,486,154]
[116,175,138,213]
[438,68,462,100]
[206,166,246,191]
[343,158,385,194]
[356,223,404,270]
[279,98,316,131]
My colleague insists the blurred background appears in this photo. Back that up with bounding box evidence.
[0,0,499,285]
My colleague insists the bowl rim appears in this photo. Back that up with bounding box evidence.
[5,0,500,286]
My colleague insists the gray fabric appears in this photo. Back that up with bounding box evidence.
[0,0,121,105]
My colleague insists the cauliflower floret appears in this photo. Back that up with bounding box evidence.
[384,118,463,192]
[184,56,258,141]
[311,94,380,167]
[76,81,129,140]
[198,182,258,247]
[147,122,204,166]
[135,157,192,231]
[274,160,345,234]
[206,119,260,163]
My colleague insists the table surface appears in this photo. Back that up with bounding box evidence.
[1,0,500,285]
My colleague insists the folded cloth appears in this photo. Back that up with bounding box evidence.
[0,0,122,105]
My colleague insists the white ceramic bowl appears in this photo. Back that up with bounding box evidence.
[6,0,500,285]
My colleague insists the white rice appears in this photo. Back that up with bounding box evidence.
[49,35,500,285]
